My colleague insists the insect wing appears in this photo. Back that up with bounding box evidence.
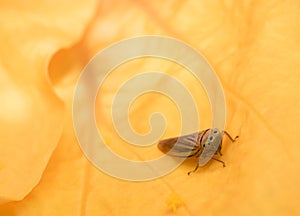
[158,132,200,157]
[198,129,223,166]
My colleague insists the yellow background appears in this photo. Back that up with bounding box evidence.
[0,0,299,215]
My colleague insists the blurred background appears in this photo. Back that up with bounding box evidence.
[0,0,299,215]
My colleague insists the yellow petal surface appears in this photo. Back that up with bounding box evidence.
[0,0,97,204]
[1,0,300,215]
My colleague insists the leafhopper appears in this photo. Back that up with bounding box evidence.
[158,128,238,175]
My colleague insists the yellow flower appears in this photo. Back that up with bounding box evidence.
[0,0,299,215]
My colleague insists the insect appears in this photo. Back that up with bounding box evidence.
[158,128,238,175]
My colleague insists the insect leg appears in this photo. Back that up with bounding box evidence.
[212,157,226,167]
[187,163,199,176]
[223,131,239,142]
[216,144,223,156]
[218,148,223,156]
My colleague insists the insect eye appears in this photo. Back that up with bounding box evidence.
[209,135,214,141]
[213,129,218,134]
